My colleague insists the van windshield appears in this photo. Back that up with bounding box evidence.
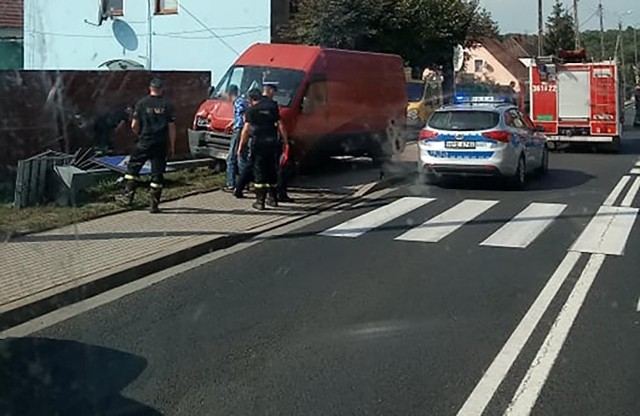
[212,65,305,107]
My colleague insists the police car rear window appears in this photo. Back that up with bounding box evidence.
[428,110,500,131]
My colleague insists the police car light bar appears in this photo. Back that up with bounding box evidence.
[453,95,510,104]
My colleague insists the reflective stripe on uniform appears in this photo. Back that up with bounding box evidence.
[124,174,137,180]
[254,183,267,189]
[150,182,163,189]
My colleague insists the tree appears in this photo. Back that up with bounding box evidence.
[281,0,500,101]
[544,0,575,54]
[582,27,639,99]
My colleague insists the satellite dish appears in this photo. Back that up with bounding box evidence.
[112,19,139,51]
[453,44,464,72]
[99,59,145,70]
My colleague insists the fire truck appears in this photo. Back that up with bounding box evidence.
[529,50,624,152]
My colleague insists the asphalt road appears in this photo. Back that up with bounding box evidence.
[3,120,640,415]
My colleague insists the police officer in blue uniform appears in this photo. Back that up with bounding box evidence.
[233,88,262,198]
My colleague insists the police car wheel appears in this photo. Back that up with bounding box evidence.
[535,148,549,176]
[418,169,438,185]
[510,156,526,190]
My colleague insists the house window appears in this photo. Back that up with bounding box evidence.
[474,59,484,73]
[155,0,178,15]
[103,0,123,16]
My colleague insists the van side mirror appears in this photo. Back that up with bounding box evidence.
[301,96,314,115]
[208,86,215,97]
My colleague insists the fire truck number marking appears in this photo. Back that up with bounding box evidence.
[532,84,557,93]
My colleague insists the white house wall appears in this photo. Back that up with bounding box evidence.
[23,0,270,82]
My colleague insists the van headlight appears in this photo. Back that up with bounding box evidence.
[196,117,210,129]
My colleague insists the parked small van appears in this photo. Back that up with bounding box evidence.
[406,79,443,138]
[188,43,407,168]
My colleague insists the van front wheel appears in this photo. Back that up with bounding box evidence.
[369,131,393,165]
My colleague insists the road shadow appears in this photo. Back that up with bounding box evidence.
[551,139,640,156]
[293,157,386,192]
[399,168,594,193]
[0,337,160,416]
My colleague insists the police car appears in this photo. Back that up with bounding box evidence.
[418,95,548,188]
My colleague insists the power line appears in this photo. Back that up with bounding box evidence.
[161,25,269,35]
[25,27,266,40]
[179,4,239,55]
[579,8,599,27]
[157,28,267,40]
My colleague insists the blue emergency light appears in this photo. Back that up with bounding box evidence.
[453,95,510,104]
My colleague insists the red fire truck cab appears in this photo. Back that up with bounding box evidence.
[530,57,623,152]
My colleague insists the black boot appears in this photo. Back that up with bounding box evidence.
[149,188,162,214]
[252,188,266,210]
[116,180,136,206]
[278,193,295,203]
[266,188,278,207]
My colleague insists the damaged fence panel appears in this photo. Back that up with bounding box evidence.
[13,150,75,209]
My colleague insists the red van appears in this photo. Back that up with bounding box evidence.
[188,43,407,168]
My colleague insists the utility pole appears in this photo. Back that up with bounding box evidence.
[147,0,153,70]
[598,0,605,59]
[538,0,544,56]
[617,11,633,98]
[635,25,638,68]
[573,0,580,49]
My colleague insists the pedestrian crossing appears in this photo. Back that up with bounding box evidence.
[480,203,567,249]
[318,195,638,251]
[320,197,434,238]
[395,199,498,243]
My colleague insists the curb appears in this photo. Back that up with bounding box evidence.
[0,191,357,331]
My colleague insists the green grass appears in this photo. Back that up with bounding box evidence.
[0,168,225,240]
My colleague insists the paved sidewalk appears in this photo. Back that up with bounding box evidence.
[0,143,419,328]
[0,185,356,323]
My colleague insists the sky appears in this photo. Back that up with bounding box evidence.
[479,0,638,34]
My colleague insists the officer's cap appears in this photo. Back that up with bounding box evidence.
[150,77,165,89]
[263,81,279,91]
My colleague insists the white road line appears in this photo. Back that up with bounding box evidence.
[631,168,640,175]
[570,205,639,256]
[505,254,606,416]
[319,197,434,238]
[395,199,498,243]
[636,296,640,312]
[480,203,567,249]
[621,177,640,207]
[603,176,630,206]
[455,251,582,416]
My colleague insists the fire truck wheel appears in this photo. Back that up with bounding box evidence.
[547,141,557,151]
[598,137,621,154]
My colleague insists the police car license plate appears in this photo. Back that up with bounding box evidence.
[445,141,476,149]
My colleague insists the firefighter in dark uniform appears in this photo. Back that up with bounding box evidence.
[117,77,176,213]
[237,81,288,210]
